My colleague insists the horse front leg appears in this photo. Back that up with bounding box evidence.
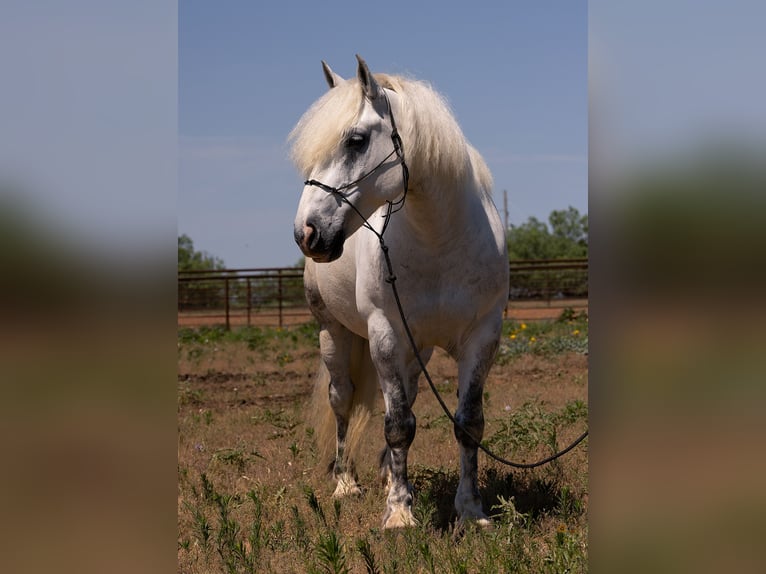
[380,378,417,528]
[379,348,432,491]
[369,324,417,528]
[453,319,502,527]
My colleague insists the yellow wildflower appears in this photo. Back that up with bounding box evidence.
[510,334,516,340]
[520,323,527,330]
[529,336,536,343]
[572,329,580,336]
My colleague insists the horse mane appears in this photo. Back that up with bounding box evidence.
[290,73,489,193]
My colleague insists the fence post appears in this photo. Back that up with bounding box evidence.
[224,276,230,331]
[246,277,251,327]
[544,272,551,307]
[278,269,284,329]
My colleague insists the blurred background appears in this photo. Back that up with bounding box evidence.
[590,1,766,572]
[0,2,177,573]
[1,1,764,572]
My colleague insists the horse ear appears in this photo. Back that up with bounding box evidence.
[321,60,344,89]
[355,54,381,100]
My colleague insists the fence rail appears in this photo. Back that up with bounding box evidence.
[178,259,588,329]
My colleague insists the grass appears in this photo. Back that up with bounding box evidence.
[496,309,588,364]
[178,309,588,573]
[178,322,320,351]
[179,469,587,572]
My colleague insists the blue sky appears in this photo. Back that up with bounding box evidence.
[589,0,766,170]
[179,1,588,268]
[1,1,177,257]
[5,3,761,269]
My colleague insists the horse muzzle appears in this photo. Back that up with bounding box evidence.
[294,220,345,263]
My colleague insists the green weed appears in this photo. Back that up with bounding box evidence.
[496,313,588,363]
[211,447,265,474]
[178,383,205,406]
[356,537,380,574]
[485,399,588,460]
[304,485,327,526]
[312,531,349,574]
[178,322,319,346]
[179,465,587,572]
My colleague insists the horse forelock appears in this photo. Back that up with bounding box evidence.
[290,73,474,188]
[289,80,361,177]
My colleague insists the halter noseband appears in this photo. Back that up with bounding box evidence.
[303,90,410,240]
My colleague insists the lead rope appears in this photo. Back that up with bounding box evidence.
[379,236,588,469]
[304,92,587,468]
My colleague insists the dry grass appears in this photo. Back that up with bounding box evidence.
[178,314,588,573]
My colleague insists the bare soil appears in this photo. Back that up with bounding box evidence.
[177,330,588,497]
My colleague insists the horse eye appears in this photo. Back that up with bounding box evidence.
[345,133,367,150]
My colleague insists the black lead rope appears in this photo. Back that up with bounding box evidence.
[380,241,589,469]
[304,91,587,469]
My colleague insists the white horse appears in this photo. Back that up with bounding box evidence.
[291,56,508,528]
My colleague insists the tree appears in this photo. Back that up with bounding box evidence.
[507,207,588,260]
[549,206,588,255]
[178,235,227,310]
[178,234,225,271]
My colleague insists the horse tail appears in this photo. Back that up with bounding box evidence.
[311,334,378,472]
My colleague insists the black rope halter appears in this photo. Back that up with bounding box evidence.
[303,89,409,240]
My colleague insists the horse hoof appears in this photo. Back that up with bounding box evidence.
[332,474,362,498]
[382,507,417,529]
[461,515,492,529]
[452,513,492,538]
[455,493,490,527]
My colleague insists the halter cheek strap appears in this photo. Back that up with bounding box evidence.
[303,90,409,241]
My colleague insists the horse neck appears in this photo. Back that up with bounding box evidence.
[399,177,477,248]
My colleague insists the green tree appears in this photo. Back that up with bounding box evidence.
[178,235,226,309]
[549,206,588,258]
[178,234,225,271]
[507,207,588,260]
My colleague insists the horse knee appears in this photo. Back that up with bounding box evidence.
[384,409,416,450]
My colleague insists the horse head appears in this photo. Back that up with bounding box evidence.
[292,56,405,263]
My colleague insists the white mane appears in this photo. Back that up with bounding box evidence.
[290,74,491,193]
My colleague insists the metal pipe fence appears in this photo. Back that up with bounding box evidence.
[178,259,588,329]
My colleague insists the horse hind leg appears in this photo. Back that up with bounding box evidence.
[314,326,366,498]
[329,377,362,499]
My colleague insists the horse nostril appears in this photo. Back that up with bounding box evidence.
[302,222,318,250]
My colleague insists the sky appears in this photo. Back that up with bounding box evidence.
[1,1,177,259]
[589,0,766,174]
[3,2,762,269]
[179,1,588,268]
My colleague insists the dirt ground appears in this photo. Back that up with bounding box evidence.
[177,318,588,572]
[177,323,588,504]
